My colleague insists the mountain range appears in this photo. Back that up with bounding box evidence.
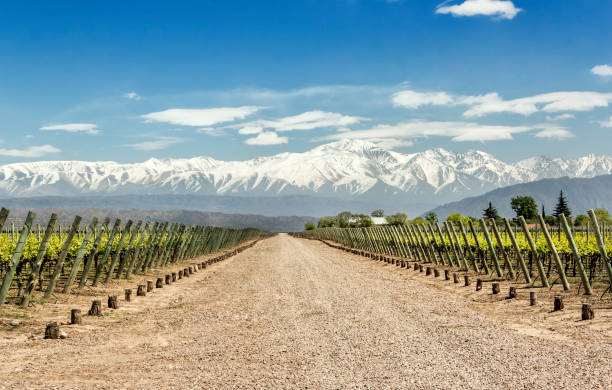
[1,139,612,216]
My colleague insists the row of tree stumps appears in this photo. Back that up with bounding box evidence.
[322,241,596,323]
[44,241,259,339]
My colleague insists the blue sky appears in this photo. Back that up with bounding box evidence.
[0,0,611,163]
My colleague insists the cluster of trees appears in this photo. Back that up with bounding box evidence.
[305,191,612,230]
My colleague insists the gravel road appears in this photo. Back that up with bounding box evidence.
[1,234,610,389]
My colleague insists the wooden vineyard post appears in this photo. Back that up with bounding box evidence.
[448,222,468,271]
[44,215,82,298]
[503,218,531,284]
[103,220,134,283]
[124,222,150,278]
[21,213,58,307]
[63,218,99,293]
[0,211,36,305]
[116,221,142,277]
[421,225,440,265]
[125,288,132,301]
[108,295,118,309]
[427,223,448,266]
[538,215,570,291]
[78,217,110,289]
[468,219,490,275]
[587,209,612,288]
[444,222,462,268]
[458,221,479,273]
[71,309,82,325]
[435,223,454,267]
[518,216,549,288]
[479,218,504,278]
[559,214,592,295]
[88,300,102,316]
[489,219,516,279]
[92,219,122,286]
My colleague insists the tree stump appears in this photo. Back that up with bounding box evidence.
[156,277,163,288]
[183,268,189,277]
[178,270,183,279]
[125,289,132,302]
[508,287,517,299]
[426,267,432,276]
[172,272,177,282]
[88,300,102,316]
[44,322,60,339]
[147,280,154,292]
[553,296,564,311]
[70,309,82,325]
[165,274,171,284]
[434,269,440,278]
[445,270,450,280]
[492,283,500,295]
[188,266,193,275]
[476,278,483,291]
[453,273,459,284]
[581,304,594,320]
[413,263,418,271]
[419,265,424,272]
[108,295,118,309]
[530,291,537,306]
[137,284,146,296]
[464,275,470,286]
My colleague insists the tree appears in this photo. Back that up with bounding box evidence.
[594,208,612,224]
[483,201,500,220]
[510,196,538,220]
[371,209,384,217]
[446,213,463,222]
[411,217,426,224]
[424,212,438,224]
[386,213,408,225]
[574,214,589,227]
[336,211,352,228]
[553,190,571,219]
[317,216,337,228]
[304,221,315,230]
[350,214,372,228]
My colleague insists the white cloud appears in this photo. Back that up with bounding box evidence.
[123,92,141,100]
[142,106,262,127]
[123,136,184,151]
[244,132,288,146]
[599,116,612,128]
[392,90,453,108]
[591,65,612,77]
[545,114,575,121]
[461,92,612,117]
[436,0,521,20]
[369,138,414,149]
[532,125,574,140]
[0,144,60,158]
[320,120,532,143]
[40,123,100,135]
[236,111,367,133]
[196,127,226,136]
[238,126,264,135]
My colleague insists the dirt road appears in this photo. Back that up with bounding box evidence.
[1,234,610,389]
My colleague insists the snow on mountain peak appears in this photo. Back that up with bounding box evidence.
[0,139,611,205]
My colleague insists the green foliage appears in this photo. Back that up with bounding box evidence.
[317,216,337,228]
[446,213,463,222]
[336,211,352,228]
[553,190,571,219]
[386,213,408,225]
[510,196,538,220]
[370,209,384,217]
[593,208,612,224]
[424,212,438,224]
[304,222,315,231]
[574,214,589,227]
[483,201,500,220]
[411,217,426,224]
[351,214,373,228]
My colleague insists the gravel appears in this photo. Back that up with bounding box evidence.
[0,234,610,389]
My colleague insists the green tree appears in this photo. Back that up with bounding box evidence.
[386,213,408,225]
[574,214,589,227]
[350,214,373,228]
[594,208,612,224]
[317,216,337,228]
[510,196,538,220]
[411,217,426,224]
[553,190,571,219]
[483,201,500,220]
[424,212,438,224]
[446,213,463,222]
[304,221,315,230]
[336,211,352,228]
[371,209,384,217]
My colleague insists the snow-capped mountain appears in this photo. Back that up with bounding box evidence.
[0,139,611,207]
